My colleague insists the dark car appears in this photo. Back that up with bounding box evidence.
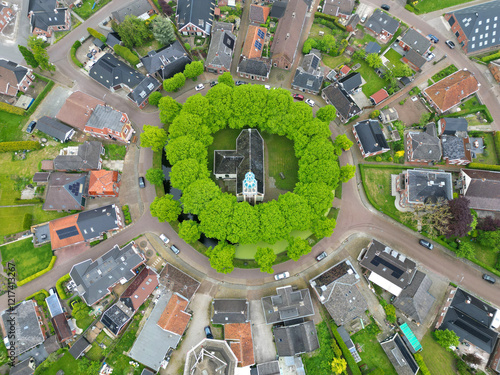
[419,239,434,250]
[235,80,247,86]
[445,40,455,49]
[316,251,327,261]
[138,177,146,188]
[170,245,180,255]
[204,326,213,339]
[428,34,439,43]
[26,121,36,133]
[293,94,304,101]
[210,81,218,87]
[483,274,496,284]
[381,4,390,11]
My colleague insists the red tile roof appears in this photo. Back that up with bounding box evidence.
[49,214,83,249]
[56,91,105,131]
[489,62,500,83]
[242,25,267,60]
[225,322,255,367]
[121,267,159,311]
[88,170,119,196]
[370,88,389,104]
[340,65,351,75]
[157,294,191,336]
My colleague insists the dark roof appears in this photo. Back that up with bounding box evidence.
[404,49,427,69]
[347,14,360,29]
[446,0,500,53]
[441,135,471,162]
[206,29,236,71]
[43,172,87,211]
[261,286,315,324]
[36,116,74,142]
[322,83,361,121]
[68,337,91,359]
[380,334,420,375]
[273,321,319,356]
[407,124,441,162]
[176,0,215,35]
[366,9,400,35]
[257,361,281,375]
[237,57,271,78]
[393,271,435,323]
[28,0,68,32]
[52,313,72,342]
[120,267,159,311]
[106,32,121,48]
[33,172,50,182]
[90,53,144,89]
[292,69,323,93]
[440,117,468,135]
[0,58,29,83]
[404,169,453,205]
[440,288,498,353]
[322,0,353,17]
[111,0,155,23]
[128,75,161,107]
[338,71,362,93]
[77,204,119,241]
[86,105,127,132]
[159,263,201,301]
[140,41,191,79]
[337,326,355,349]
[401,29,431,54]
[212,299,249,324]
[353,119,389,154]
[53,141,103,171]
[400,76,412,86]
[365,41,381,54]
[460,169,500,211]
[270,1,287,18]
[101,303,133,335]
[93,38,105,49]
[9,358,35,375]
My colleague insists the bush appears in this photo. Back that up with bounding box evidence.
[0,141,41,152]
[481,50,500,63]
[56,274,72,299]
[184,42,191,51]
[468,162,500,171]
[113,44,140,66]
[0,101,25,115]
[405,4,416,12]
[440,105,493,123]
[370,110,380,119]
[25,289,49,301]
[22,213,33,230]
[413,354,431,375]
[375,156,382,162]
[494,132,500,159]
[87,27,107,43]
[18,256,57,286]
[70,47,83,68]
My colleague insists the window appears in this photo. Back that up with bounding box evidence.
[455,31,460,38]
[448,17,455,27]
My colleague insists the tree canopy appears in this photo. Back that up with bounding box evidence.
[255,247,276,274]
[184,61,204,79]
[286,236,312,261]
[151,16,175,45]
[145,168,165,186]
[206,242,235,274]
[150,195,181,223]
[158,96,182,124]
[116,15,151,49]
[140,125,168,152]
[433,329,460,350]
[163,72,186,92]
[178,220,201,244]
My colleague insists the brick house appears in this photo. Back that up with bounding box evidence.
[177,0,215,37]
[459,169,500,212]
[249,4,270,24]
[399,28,431,55]
[402,49,427,72]
[28,0,70,37]
[365,9,400,39]
[352,119,390,158]
[321,83,361,123]
[0,4,14,33]
[0,59,35,97]
[395,169,453,208]
[291,50,324,94]
[88,170,120,197]
[84,104,135,143]
[237,25,271,81]
[206,28,236,74]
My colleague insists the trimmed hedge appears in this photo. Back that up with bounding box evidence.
[26,77,54,116]
[495,132,500,159]
[440,105,493,123]
[481,50,500,63]
[468,162,500,171]
[87,27,106,43]
[25,289,49,301]
[23,214,33,230]
[0,101,25,115]
[114,44,140,66]
[56,274,72,299]
[70,40,83,68]
[313,12,346,30]
[0,141,41,152]
[330,324,362,375]
[18,256,57,286]
[413,354,430,375]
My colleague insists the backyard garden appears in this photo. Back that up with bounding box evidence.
[0,238,53,281]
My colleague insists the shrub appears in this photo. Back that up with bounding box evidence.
[405,4,416,12]
[113,44,140,66]
[330,324,362,375]
[370,110,380,119]
[0,101,25,115]
[0,141,41,152]
[18,256,57,286]
[56,274,72,299]
[22,214,33,230]
[87,27,107,43]
[70,48,83,68]
[148,92,162,106]
[481,50,500,63]
[184,42,191,51]
[375,156,382,162]
[413,354,431,375]
[494,132,500,159]
[468,162,500,171]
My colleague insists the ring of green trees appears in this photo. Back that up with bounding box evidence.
[145,75,355,274]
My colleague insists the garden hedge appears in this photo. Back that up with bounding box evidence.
[468,162,500,171]
[25,289,49,301]
[56,274,72,299]
[0,141,41,152]
[114,44,140,66]
[494,132,500,159]
[0,101,25,115]
[87,27,106,43]
[481,50,500,63]
[26,78,54,116]
[330,324,362,375]
[18,256,57,286]
[439,105,493,123]
[70,40,84,68]
[413,354,430,375]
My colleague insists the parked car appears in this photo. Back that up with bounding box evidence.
[159,234,170,245]
[293,93,304,101]
[235,80,247,86]
[305,98,315,107]
[316,251,327,261]
[138,177,146,188]
[170,244,180,255]
[195,83,205,91]
[445,40,455,49]
[381,4,390,11]
[274,271,290,281]
[483,274,496,284]
[361,14,368,23]
[210,81,218,87]
[425,52,435,62]
[204,326,214,339]
[26,121,36,133]
[419,239,434,250]
[428,34,439,43]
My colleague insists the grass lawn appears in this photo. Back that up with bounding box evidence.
[104,144,127,160]
[323,54,350,70]
[0,112,26,142]
[471,132,499,165]
[135,39,165,57]
[354,28,377,46]
[0,238,53,280]
[431,64,458,83]
[459,95,480,110]
[412,0,474,13]
[303,322,337,375]
[384,48,403,66]
[472,241,499,269]
[351,58,388,97]
[309,23,332,39]
[351,323,397,375]
[34,350,80,375]
[261,132,298,191]
[420,331,457,375]
[73,0,112,19]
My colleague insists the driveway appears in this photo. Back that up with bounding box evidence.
[31,85,73,119]
[249,299,276,363]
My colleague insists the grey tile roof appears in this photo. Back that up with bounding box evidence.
[439,117,468,135]
[338,72,362,93]
[270,1,287,18]
[111,0,154,23]
[17,343,49,366]
[322,83,361,121]
[43,172,87,211]
[212,299,249,324]
[273,321,319,356]
[261,286,315,324]
[86,105,127,132]
[77,204,120,241]
[36,116,74,142]
[9,358,35,375]
[393,271,435,324]
[401,29,431,54]
[446,0,500,53]
[353,119,389,154]
[70,242,145,305]
[68,337,90,359]
[249,5,268,23]
[128,75,161,107]
[292,68,324,93]
[366,9,400,35]
[257,361,280,375]
[90,53,144,90]
[365,41,381,54]
[460,169,500,211]
[185,339,237,375]
[106,32,121,48]
[407,124,442,162]
[53,141,103,171]
[237,57,271,78]
[322,0,353,17]
[380,334,419,375]
[140,41,191,80]
[206,29,236,71]
[213,21,234,32]
[0,59,29,84]
[404,169,453,205]
[441,135,470,162]
[28,0,68,32]
[176,0,215,35]
[404,49,427,69]
[33,172,50,183]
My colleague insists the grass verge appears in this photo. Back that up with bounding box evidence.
[73,0,112,19]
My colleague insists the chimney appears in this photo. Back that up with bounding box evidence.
[465,298,471,304]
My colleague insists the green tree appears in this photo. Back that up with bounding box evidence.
[263,88,293,135]
[170,158,209,190]
[295,182,334,216]
[18,45,38,68]
[117,15,151,49]
[206,242,235,274]
[311,216,337,238]
[184,61,204,80]
[366,52,383,68]
[140,125,168,151]
[384,304,396,323]
[278,192,312,232]
[302,38,317,54]
[181,94,212,129]
[150,195,181,222]
[478,230,500,248]
[353,49,366,60]
[151,16,176,45]
[331,357,347,375]
[145,167,165,186]
[169,113,212,145]
[393,62,413,77]
[218,71,235,87]
[181,179,222,215]
[316,105,337,123]
[226,202,260,244]
[163,72,186,92]
[339,164,356,183]
[178,220,201,244]
[158,96,183,124]
[255,247,276,274]
[229,85,269,129]
[258,201,287,244]
[370,110,380,119]
[286,236,311,261]
[28,36,55,71]
[419,112,432,127]
[298,157,340,189]
[433,329,460,351]
[199,194,237,241]
[456,241,475,258]
[206,82,233,132]
[165,135,207,165]
[148,91,162,106]
[334,134,353,151]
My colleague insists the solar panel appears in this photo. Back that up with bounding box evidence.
[257,29,265,39]
[311,56,320,69]
[254,40,262,50]
[223,33,235,50]
[56,225,79,239]
[370,255,404,279]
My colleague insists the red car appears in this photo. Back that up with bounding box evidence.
[293,94,304,101]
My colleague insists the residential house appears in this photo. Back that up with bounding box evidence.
[338,71,362,94]
[52,314,72,343]
[270,0,309,70]
[212,299,249,324]
[393,271,435,324]
[402,49,427,72]
[437,117,468,136]
[10,357,35,375]
[225,322,255,367]
[85,104,135,143]
[33,172,50,184]
[441,134,472,165]
[291,50,324,94]
[423,69,480,113]
[337,326,362,362]
[309,259,369,326]
[0,59,35,97]
[27,0,70,37]
[101,304,134,337]
[365,42,382,55]
[70,242,145,305]
[346,14,360,32]
[370,88,389,105]
[88,170,120,197]
[184,339,238,375]
[459,169,500,212]
[436,287,499,354]
[250,4,270,23]
[270,1,287,19]
[43,172,88,211]
[238,25,271,81]
[444,0,500,54]
[206,28,236,74]
[105,32,121,48]
[35,116,75,143]
[273,321,319,356]
[176,0,215,37]
[379,107,399,123]
[399,28,431,55]
[68,337,91,359]
[56,91,105,131]
[89,54,144,91]
[380,334,420,375]
[159,262,201,301]
[128,75,162,109]
[489,60,500,83]
[141,41,192,80]
[365,9,400,39]
[322,0,353,18]
[406,124,442,163]
[261,285,314,324]
[321,83,361,123]
[352,119,390,158]
[0,5,14,33]
[0,300,45,356]
[111,0,157,23]
[489,339,500,374]
[53,141,104,171]
[394,169,453,208]
[359,239,417,297]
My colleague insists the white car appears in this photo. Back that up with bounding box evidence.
[425,52,435,62]
[159,234,170,245]
[195,83,205,91]
[305,98,315,107]
[274,271,290,281]
[361,14,368,23]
